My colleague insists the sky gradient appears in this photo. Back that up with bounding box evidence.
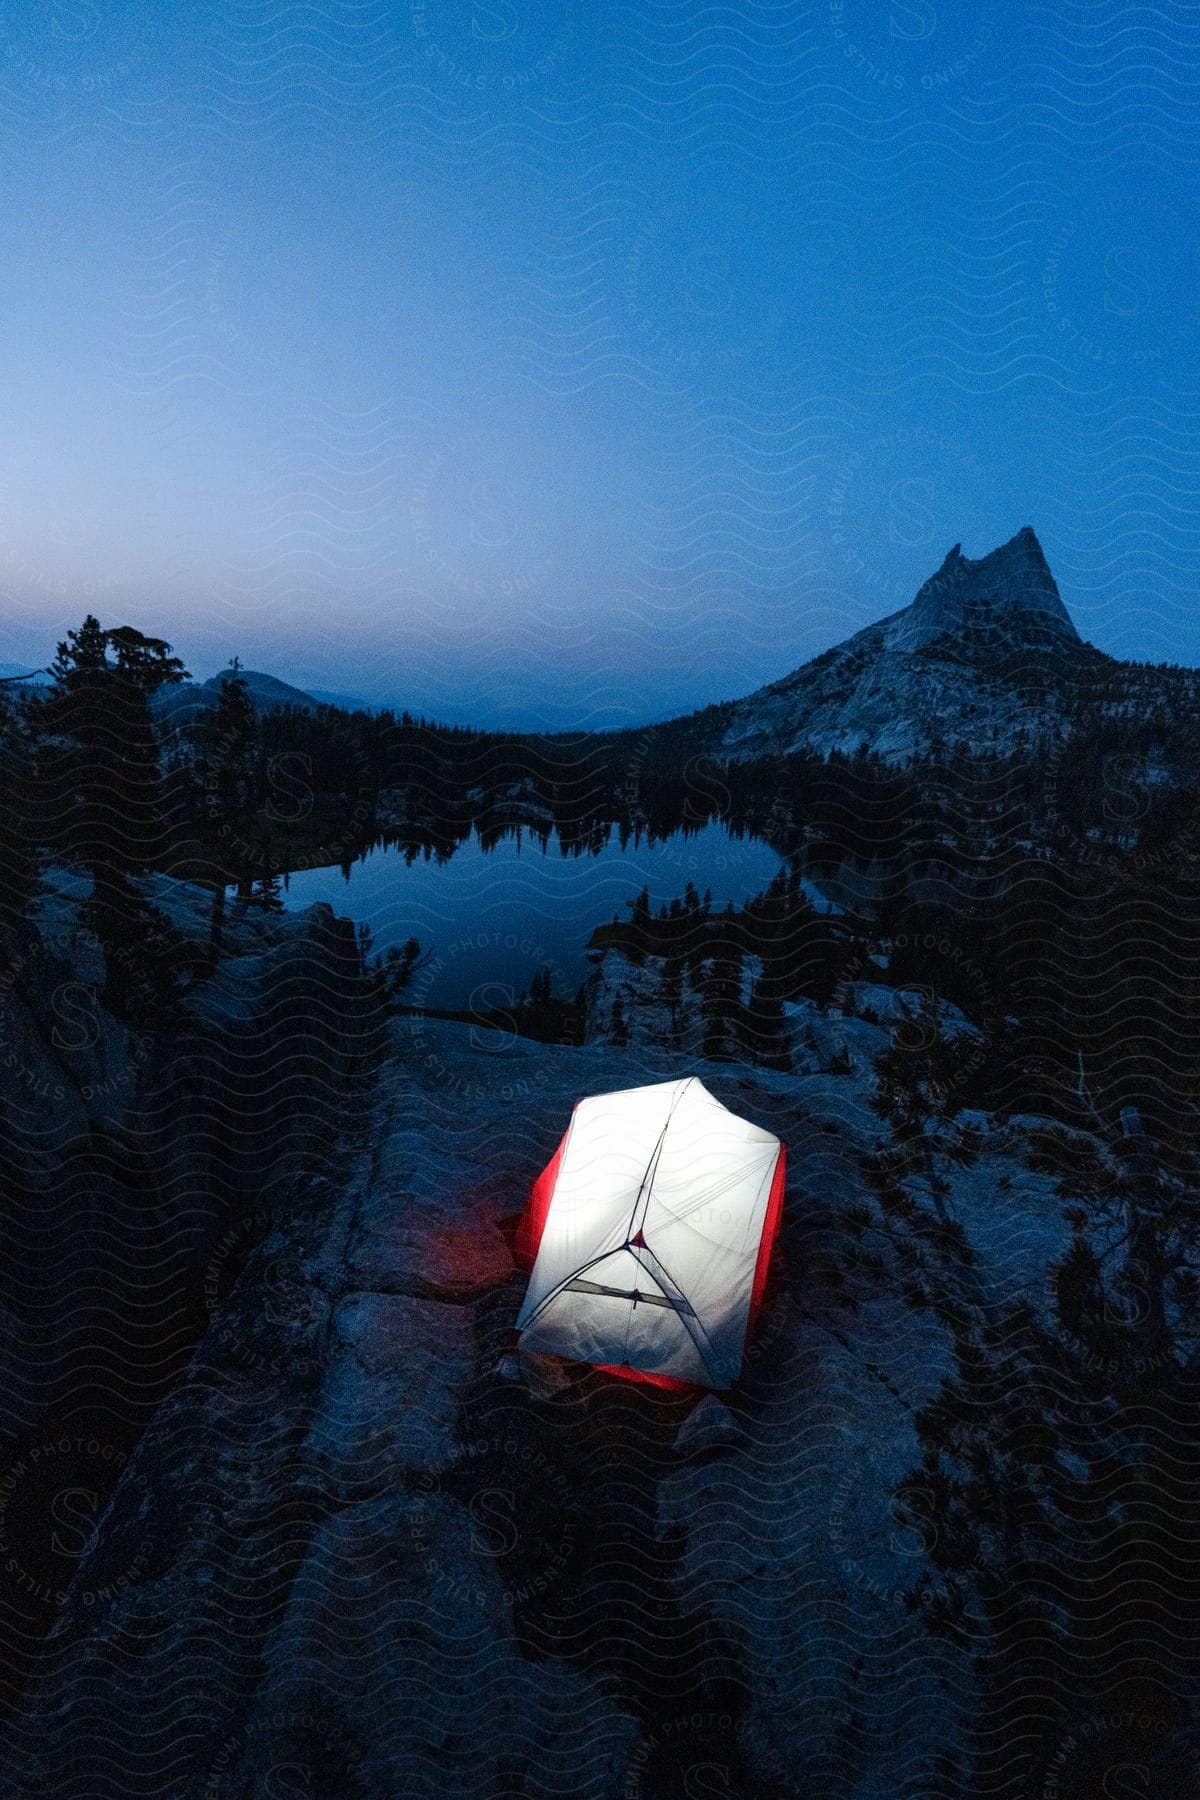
[1,1,1198,726]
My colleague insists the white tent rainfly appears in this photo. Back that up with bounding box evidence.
[514,1077,786,1392]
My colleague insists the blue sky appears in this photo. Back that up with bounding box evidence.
[1,1,1198,725]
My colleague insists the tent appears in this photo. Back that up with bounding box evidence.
[514,1077,786,1392]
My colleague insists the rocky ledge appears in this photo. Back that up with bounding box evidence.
[4,965,1085,1797]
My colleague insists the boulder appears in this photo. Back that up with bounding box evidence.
[672,1394,742,1456]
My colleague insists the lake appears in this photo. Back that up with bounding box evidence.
[278,822,785,1011]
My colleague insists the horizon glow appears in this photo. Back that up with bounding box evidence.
[1,3,1198,728]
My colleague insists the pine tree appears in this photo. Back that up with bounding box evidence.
[374,936,426,1008]
[0,687,40,937]
[743,970,792,1070]
[188,667,258,952]
[700,944,742,1061]
[247,871,284,912]
[38,617,188,1015]
[659,946,684,1049]
[870,1019,960,1221]
[48,612,107,684]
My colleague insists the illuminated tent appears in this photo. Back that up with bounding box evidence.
[515,1077,786,1392]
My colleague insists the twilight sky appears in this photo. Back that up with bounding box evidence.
[1,1,1198,726]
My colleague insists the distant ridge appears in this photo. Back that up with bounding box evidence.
[153,666,324,723]
[201,669,320,709]
[308,687,374,712]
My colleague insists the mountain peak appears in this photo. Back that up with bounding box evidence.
[717,524,1087,763]
[885,526,1079,657]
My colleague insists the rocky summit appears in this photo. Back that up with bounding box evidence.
[717,527,1089,763]
[881,527,1080,659]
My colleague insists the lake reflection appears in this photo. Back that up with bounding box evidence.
[279,822,784,1010]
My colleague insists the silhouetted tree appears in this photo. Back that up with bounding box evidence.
[37,616,187,1015]
[742,969,792,1070]
[700,943,742,1061]
[0,687,40,935]
[247,871,284,913]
